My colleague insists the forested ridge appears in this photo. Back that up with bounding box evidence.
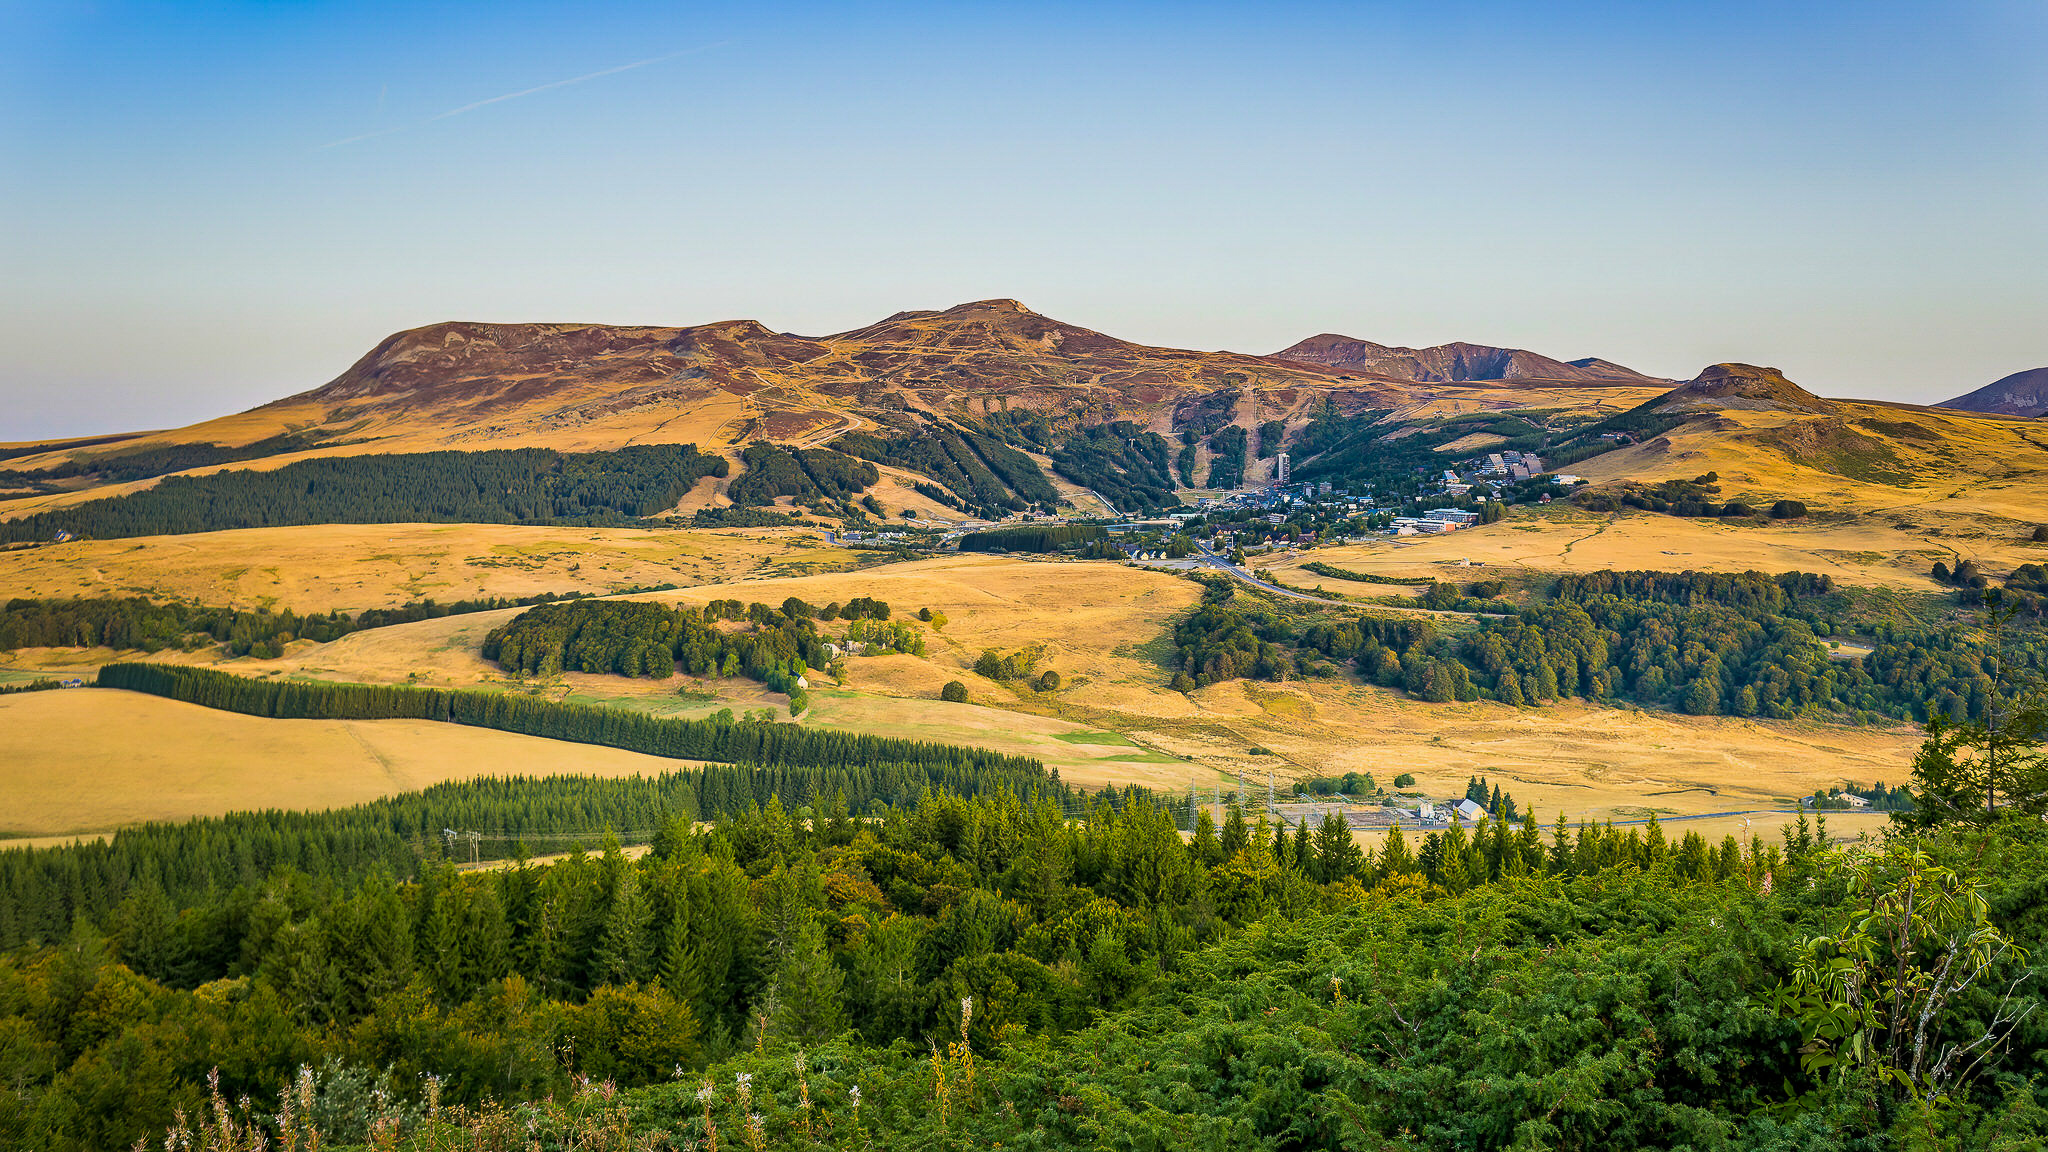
[724,443,879,508]
[1170,567,2048,722]
[834,424,1059,517]
[0,444,726,543]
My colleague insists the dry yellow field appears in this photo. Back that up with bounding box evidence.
[0,542,1947,844]
[217,558,1942,812]
[1266,504,2048,592]
[0,522,866,611]
[0,689,704,842]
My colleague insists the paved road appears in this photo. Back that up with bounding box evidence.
[1180,542,1512,619]
[1188,542,1354,606]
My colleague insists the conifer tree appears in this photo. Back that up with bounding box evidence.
[594,859,653,988]
[1378,823,1414,878]
[1190,808,1223,867]
[1220,805,1248,859]
[767,917,845,1044]
[1313,812,1362,883]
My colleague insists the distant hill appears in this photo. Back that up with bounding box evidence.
[1647,363,1834,415]
[1939,367,2048,418]
[1271,334,1663,386]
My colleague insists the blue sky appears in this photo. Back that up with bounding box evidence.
[3,0,2045,439]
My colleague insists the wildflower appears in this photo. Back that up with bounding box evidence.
[849,1085,862,1111]
[697,1081,715,1105]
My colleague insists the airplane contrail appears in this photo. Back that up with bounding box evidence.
[317,43,725,150]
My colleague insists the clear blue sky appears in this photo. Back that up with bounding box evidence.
[3,0,2044,439]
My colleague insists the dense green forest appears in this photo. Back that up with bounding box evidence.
[0,445,726,543]
[4,751,2044,1149]
[0,760,1120,951]
[956,524,1108,553]
[1048,422,1180,512]
[724,443,879,507]
[0,591,597,659]
[482,595,920,713]
[834,424,1058,517]
[1167,569,2048,722]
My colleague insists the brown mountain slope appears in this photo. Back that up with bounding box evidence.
[1272,334,1662,386]
[1939,367,2048,418]
[144,300,1406,457]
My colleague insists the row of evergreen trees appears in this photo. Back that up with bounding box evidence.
[481,594,904,685]
[957,524,1108,553]
[0,764,1108,953]
[0,591,594,658]
[0,444,726,543]
[95,663,1041,778]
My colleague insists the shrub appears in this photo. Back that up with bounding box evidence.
[2033,525,2048,543]
[1769,499,1808,519]
[1034,670,1063,692]
[1394,772,1417,788]
[940,680,969,702]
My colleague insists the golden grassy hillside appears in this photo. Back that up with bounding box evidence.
[0,689,708,842]
[0,522,866,612]
[1270,503,2048,591]
[6,552,1940,839]
[1575,400,2048,528]
[1,549,1933,843]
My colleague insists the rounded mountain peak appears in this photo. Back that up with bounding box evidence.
[1653,363,1832,415]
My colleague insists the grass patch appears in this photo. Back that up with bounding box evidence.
[1103,751,1182,763]
[1054,730,1139,747]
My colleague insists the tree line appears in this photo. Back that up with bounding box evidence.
[0,590,598,659]
[96,663,1039,781]
[0,444,727,543]
[956,524,1108,553]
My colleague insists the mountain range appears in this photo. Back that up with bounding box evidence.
[2,300,2042,530]
[1270,334,1663,386]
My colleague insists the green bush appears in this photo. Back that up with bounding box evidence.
[940,680,969,702]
